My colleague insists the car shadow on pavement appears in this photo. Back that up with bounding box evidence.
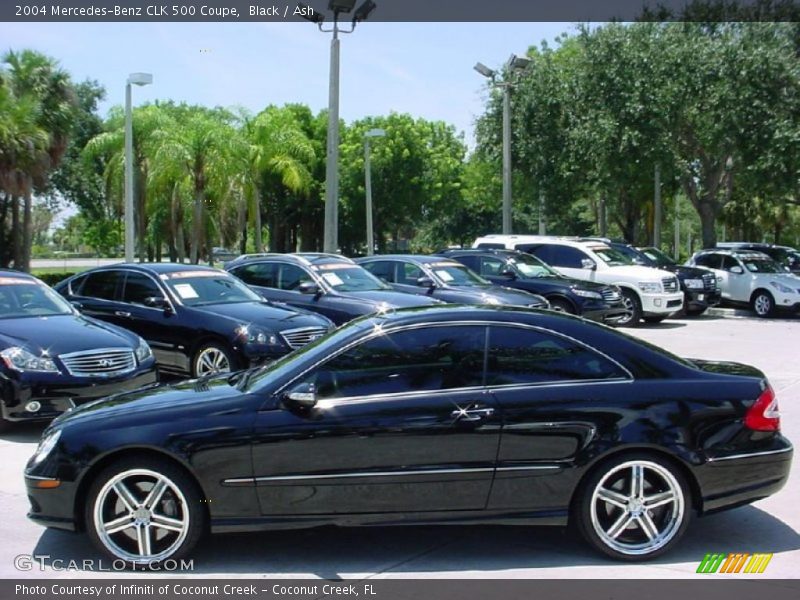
[30,504,799,578]
[640,322,687,329]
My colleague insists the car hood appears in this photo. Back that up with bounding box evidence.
[598,265,672,281]
[751,272,800,286]
[441,285,546,307]
[520,275,609,292]
[659,265,712,279]
[343,290,443,307]
[0,314,137,355]
[191,301,332,330]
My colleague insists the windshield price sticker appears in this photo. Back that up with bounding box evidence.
[322,272,344,286]
[430,261,461,268]
[165,270,221,280]
[315,263,356,271]
[173,283,199,299]
[435,270,455,282]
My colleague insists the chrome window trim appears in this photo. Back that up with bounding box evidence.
[706,446,792,463]
[119,269,178,312]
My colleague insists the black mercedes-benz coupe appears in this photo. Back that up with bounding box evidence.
[0,271,156,425]
[25,306,791,565]
[54,264,334,377]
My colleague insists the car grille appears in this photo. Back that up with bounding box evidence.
[281,327,329,350]
[702,272,717,290]
[59,348,136,378]
[601,288,622,304]
[662,277,679,293]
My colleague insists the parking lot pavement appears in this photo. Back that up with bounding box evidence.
[0,313,797,580]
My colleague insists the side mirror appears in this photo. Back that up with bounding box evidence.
[581,258,597,270]
[283,382,317,409]
[730,266,744,275]
[499,268,516,280]
[144,296,168,309]
[298,281,320,295]
[416,276,435,288]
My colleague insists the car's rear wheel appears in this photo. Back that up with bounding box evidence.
[548,298,575,314]
[643,316,667,324]
[616,290,642,327]
[192,342,236,377]
[752,291,775,318]
[575,454,691,561]
[85,457,205,567]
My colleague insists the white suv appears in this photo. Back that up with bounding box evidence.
[473,235,684,326]
[687,249,800,317]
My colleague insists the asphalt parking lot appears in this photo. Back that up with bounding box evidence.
[0,310,797,580]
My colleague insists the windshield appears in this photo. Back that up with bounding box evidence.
[508,253,560,278]
[740,257,784,274]
[591,246,635,267]
[429,262,489,287]
[313,264,390,292]
[163,271,263,306]
[640,247,676,268]
[0,279,74,319]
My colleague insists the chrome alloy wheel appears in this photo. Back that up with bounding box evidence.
[589,460,684,556]
[93,469,190,564]
[753,293,773,317]
[194,346,231,376]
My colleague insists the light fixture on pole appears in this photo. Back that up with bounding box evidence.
[474,53,530,235]
[363,128,385,255]
[124,72,153,263]
[299,0,377,254]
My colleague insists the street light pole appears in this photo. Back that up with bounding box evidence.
[474,54,530,235]
[124,72,152,264]
[299,1,377,254]
[364,128,386,255]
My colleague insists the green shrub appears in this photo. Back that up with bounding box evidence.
[35,272,78,286]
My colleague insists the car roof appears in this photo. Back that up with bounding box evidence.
[439,248,520,258]
[72,263,224,275]
[226,253,355,268]
[0,268,37,280]
[358,255,465,264]
[694,248,771,259]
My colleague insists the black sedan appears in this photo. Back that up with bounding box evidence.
[225,253,443,325]
[439,248,628,323]
[356,255,549,308]
[25,305,791,565]
[54,264,333,377]
[0,271,156,425]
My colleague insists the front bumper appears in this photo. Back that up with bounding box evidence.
[1,368,157,422]
[685,289,722,312]
[640,291,685,316]
[582,304,631,324]
[26,477,78,531]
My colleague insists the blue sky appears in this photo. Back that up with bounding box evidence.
[0,21,573,145]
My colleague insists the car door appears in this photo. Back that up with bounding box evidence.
[390,260,437,297]
[72,270,127,325]
[483,324,633,513]
[721,256,752,302]
[119,271,184,369]
[524,244,593,281]
[250,324,501,515]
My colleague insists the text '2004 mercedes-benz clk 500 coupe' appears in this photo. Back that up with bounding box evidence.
[25,305,791,565]
[0,271,157,427]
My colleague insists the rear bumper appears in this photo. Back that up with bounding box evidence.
[699,438,793,514]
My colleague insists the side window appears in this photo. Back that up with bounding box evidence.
[549,246,588,269]
[479,256,507,276]
[277,264,313,291]
[361,260,395,283]
[234,263,277,288]
[487,326,626,386]
[67,273,88,295]
[452,255,478,271]
[522,244,551,264]
[300,326,487,400]
[80,271,123,301]
[397,262,423,285]
[123,273,164,306]
[721,256,740,272]
[694,254,719,269]
[476,243,506,250]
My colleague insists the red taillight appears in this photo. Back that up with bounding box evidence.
[744,385,781,432]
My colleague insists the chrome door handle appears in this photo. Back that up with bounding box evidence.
[114,311,131,318]
[450,407,495,421]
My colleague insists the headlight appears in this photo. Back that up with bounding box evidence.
[235,325,279,346]
[684,279,704,290]
[770,281,794,294]
[0,347,59,373]
[482,296,502,306]
[31,429,61,466]
[637,281,663,293]
[135,338,153,363]
[573,288,603,300]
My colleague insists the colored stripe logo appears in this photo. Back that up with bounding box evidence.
[697,553,773,574]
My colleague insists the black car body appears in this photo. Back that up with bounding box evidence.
[54,264,333,377]
[0,271,156,424]
[717,243,800,275]
[439,248,628,323]
[225,253,443,326]
[26,305,791,564]
[356,255,549,308]
[592,241,721,315]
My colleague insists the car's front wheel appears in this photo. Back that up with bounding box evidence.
[85,457,205,567]
[192,342,237,377]
[616,290,642,327]
[752,291,775,318]
[574,454,691,561]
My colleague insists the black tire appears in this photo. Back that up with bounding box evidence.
[643,316,667,324]
[573,452,691,561]
[548,298,575,314]
[751,290,775,318]
[191,342,237,377]
[684,307,707,317]
[616,289,643,327]
[85,456,206,568]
